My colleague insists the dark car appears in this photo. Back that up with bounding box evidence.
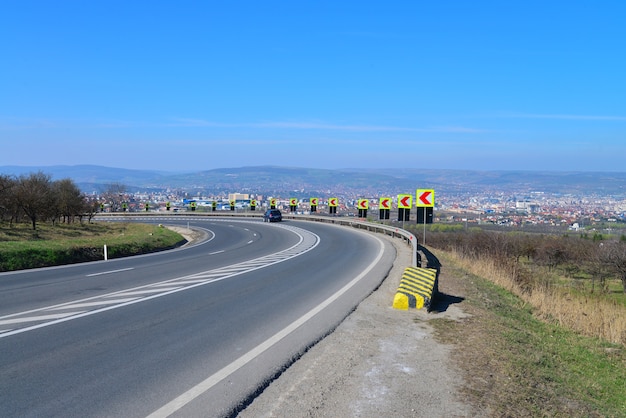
[263,209,282,222]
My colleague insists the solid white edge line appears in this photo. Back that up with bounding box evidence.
[146,235,385,418]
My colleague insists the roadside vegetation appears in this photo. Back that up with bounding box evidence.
[0,222,184,271]
[406,225,626,416]
[430,252,626,417]
[407,224,626,345]
[0,171,100,229]
[0,171,184,271]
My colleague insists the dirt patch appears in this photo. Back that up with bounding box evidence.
[237,238,477,417]
[163,225,205,245]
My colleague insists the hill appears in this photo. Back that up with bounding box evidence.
[1,165,626,196]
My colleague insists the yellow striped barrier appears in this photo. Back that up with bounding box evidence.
[393,267,438,311]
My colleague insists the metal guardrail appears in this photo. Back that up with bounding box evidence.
[288,214,418,267]
[95,212,418,267]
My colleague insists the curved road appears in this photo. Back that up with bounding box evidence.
[0,218,396,417]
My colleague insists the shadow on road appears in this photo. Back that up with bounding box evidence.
[418,245,465,313]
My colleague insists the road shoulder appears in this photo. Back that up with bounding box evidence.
[238,236,475,417]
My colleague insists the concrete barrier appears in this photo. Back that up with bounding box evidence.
[393,267,438,311]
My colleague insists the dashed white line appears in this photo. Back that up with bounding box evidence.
[86,268,134,277]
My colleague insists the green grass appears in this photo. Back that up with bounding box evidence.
[490,283,626,416]
[0,222,184,271]
[430,252,626,417]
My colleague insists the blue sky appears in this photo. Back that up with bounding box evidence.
[2,1,625,172]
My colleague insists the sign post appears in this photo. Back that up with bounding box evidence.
[379,197,391,220]
[358,199,369,218]
[397,194,412,227]
[416,189,435,245]
[328,197,338,215]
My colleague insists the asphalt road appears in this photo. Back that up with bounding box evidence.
[0,218,396,417]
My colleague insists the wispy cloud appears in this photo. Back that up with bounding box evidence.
[165,118,239,128]
[0,115,489,134]
[426,126,486,133]
[0,117,60,130]
[503,113,626,121]
[169,118,488,133]
[251,121,413,132]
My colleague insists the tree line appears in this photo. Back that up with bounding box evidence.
[421,226,626,294]
[0,171,99,230]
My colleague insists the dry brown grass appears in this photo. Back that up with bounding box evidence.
[431,250,626,417]
[447,249,626,346]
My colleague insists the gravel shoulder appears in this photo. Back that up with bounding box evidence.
[237,236,476,417]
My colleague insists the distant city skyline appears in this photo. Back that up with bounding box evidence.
[2,2,625,172]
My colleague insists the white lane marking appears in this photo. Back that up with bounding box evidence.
[47,298,139,310]
[209,250,224,255]
[153,279,210,286]
[146,235,386,418]
[0,312,87,326]
[247,240,254,244]
[113,288,181,296]
[0,223,319,339]
[86,268,134,277]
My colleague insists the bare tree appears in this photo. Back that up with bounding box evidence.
[599,241,626,293]
[101,183,128,212]
[82,198,101,223]
[0,174,17,223]
[15,172,53,230]
[536,237,567,271]
[54,178,84,223]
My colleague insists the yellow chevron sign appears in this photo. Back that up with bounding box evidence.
[416,189,435,207]
[398,194,412,209]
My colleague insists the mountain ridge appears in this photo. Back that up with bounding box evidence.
[1,165,625,196]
